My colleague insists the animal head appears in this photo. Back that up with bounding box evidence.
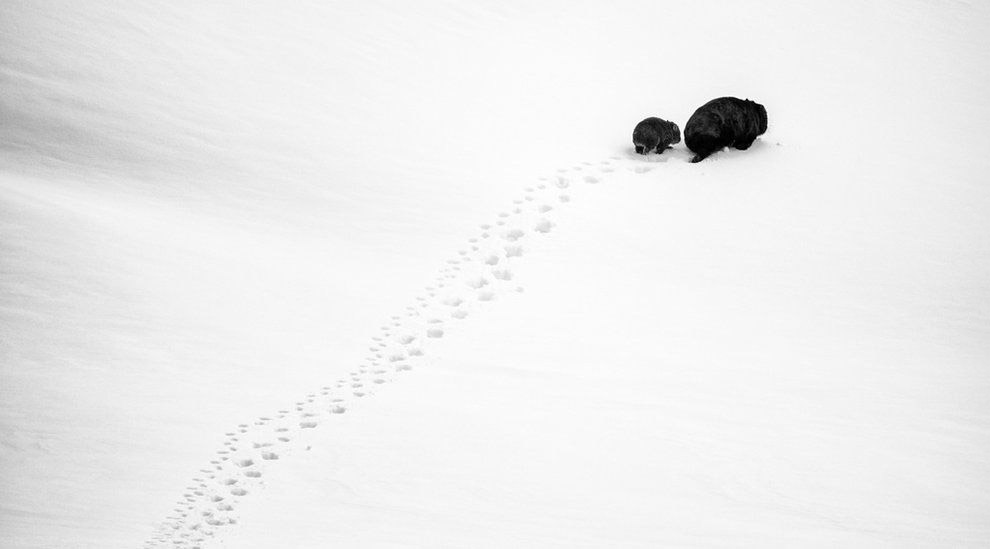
[669,122,681,144]
[755,103,768,134]
[745,99,768,135]
[633,130,659,155]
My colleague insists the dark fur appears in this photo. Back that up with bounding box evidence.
[633,117,681,155]
[684,97,767,163]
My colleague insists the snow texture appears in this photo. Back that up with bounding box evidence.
[2,1,990,548]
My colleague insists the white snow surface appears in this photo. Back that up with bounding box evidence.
[2,1,990,548]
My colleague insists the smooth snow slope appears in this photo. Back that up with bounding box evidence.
[1,1,989,548]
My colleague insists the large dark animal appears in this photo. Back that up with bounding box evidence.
[684,97,767,163]
[633,117,681,155]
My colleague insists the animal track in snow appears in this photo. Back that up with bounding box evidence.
[147,156,621,548]
[502,229,525,242]
[466,277,488,289]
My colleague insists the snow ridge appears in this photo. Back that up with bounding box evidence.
[142,156,646,548]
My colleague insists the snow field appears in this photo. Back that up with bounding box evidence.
[1,1,989,548]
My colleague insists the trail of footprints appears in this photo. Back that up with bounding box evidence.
[146,155,643,548]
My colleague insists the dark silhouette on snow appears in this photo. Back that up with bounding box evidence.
[633,117,681,154]
[684,97,767,163]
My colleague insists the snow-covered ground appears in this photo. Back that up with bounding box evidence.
[2,1,989,547]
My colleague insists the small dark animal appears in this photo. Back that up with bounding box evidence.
[633,117,681,155]
[684,97,767,163]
